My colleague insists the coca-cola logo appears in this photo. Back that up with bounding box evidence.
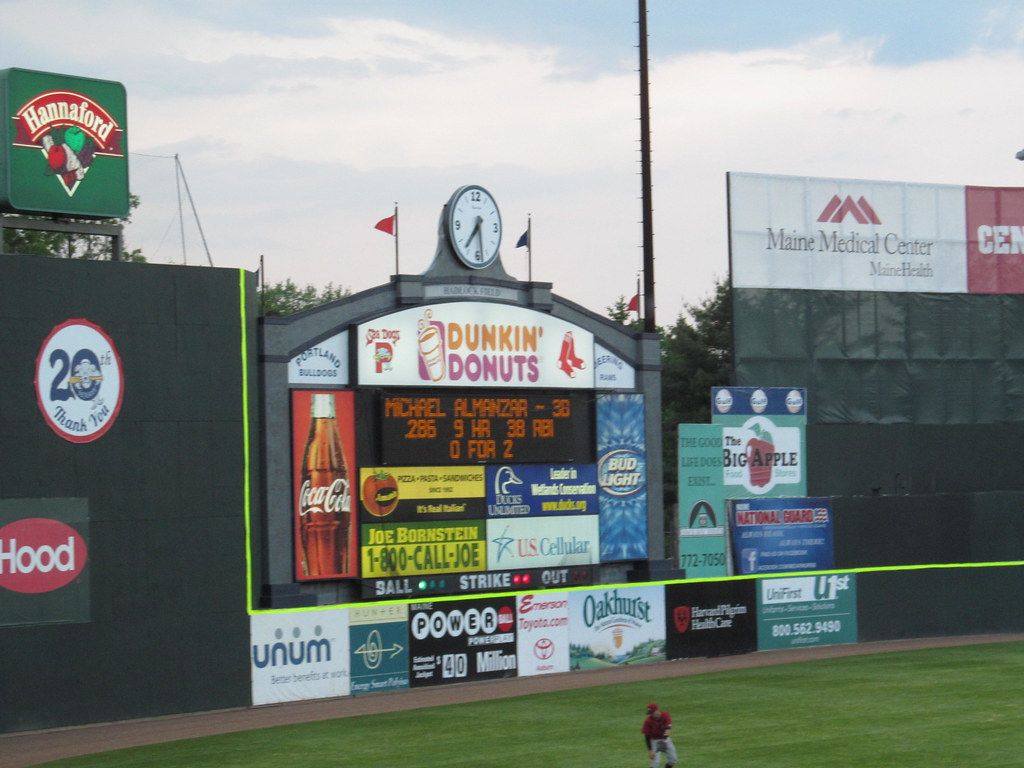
[299,478,349,516]
[0,518,88,594]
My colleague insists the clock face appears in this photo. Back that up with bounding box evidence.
[446,185,502,269]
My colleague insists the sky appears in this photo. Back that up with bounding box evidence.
[4,1,1024,323]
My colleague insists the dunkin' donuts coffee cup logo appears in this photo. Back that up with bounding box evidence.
[13,90,125,197]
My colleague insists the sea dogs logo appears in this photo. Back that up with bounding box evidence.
[365,327,400,374]
[13,91,124,197]
[35,319,124,443]
[0,518,88,594]
[598,449,644,497]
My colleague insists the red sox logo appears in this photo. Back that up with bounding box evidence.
[673,605,691,634]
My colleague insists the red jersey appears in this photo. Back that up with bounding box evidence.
[642,711,672,739]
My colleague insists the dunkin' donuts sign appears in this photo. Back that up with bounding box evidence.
[1,68,129,217]
[356,303,594,389]
[729,172,1024,295]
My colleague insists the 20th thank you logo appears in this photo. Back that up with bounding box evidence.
[13,90,124,197]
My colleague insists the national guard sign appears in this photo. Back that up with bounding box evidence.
[1,68,129,218]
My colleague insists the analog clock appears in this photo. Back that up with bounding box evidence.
[445,185,502,269]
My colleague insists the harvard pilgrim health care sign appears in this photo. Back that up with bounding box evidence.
[1,68,128,218]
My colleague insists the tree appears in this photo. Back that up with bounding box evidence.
[606,295,643,330]
[260,279,351,317]
[608,278,733,558]
[1,194,146,262]
[659,277,732,521]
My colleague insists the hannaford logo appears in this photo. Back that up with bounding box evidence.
[598,448,644,497]
[0,517,88,594]
[34,319,124,443]
[416,308,545,384]
[13,91,124,197]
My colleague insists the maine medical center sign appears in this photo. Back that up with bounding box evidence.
[729,172,1024,294]
[1,68,128,218]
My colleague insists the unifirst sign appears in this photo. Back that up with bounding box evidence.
[1,68,129,218]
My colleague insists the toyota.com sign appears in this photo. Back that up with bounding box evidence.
[0,499,90,626]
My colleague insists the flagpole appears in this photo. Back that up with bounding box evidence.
[393,203,399,275]
[636,271,641,317]
[527,215,532,282]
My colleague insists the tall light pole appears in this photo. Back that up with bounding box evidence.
[638,0,656,332]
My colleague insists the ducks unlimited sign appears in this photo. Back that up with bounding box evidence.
[0,68,128,218]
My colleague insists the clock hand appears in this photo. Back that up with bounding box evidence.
[464,216,483,250]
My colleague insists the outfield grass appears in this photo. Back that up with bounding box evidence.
[43,642,1023,768]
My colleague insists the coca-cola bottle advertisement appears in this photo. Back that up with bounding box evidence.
[291,390,357,581]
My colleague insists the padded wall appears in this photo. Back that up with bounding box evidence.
[734,288,1024,424]
[0,254,257,733]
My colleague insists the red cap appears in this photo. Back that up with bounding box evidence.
[647,703,657,712]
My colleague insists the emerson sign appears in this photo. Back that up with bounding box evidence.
[0,68,129,218]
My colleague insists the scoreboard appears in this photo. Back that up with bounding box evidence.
[378,391,593,465]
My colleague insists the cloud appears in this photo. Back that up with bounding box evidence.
[8,5,1024,323]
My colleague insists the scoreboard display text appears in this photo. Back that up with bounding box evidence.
[379,391,592,465]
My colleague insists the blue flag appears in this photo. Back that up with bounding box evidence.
[516,229,529,248]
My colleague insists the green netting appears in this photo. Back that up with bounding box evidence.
[735,288,1024,423]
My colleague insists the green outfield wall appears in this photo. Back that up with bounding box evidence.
[0,254,258,733]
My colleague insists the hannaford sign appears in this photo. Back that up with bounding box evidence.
[1,68,128,218]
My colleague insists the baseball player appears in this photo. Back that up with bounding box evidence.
[642,702,677,767]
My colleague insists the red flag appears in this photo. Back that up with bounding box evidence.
[627,293,640,312]
[374,214,395,235]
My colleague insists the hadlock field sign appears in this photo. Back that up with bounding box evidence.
[1,68,129,218]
